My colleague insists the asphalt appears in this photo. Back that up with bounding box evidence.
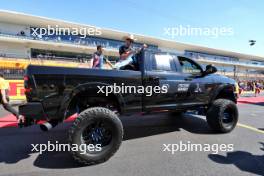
[0,102,263,176]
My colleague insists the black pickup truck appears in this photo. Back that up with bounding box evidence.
[19,50,238,165]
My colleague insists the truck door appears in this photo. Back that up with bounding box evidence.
[176,56,214,105]
[142,52,182,111]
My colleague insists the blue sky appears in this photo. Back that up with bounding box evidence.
[1,0,263,56]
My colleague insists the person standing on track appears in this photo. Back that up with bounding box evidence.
[0,72,24,124]
[254,81,261,97]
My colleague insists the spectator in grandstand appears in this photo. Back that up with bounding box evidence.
[0,72,24,125]
[91,45,113,69]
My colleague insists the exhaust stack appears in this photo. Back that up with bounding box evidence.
[40,120,59,131]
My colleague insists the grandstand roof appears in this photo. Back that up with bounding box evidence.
[0,10,264,61]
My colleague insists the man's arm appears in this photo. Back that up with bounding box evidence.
[120,51,133,60]
[120,44,148,60]
[104,58,114,68]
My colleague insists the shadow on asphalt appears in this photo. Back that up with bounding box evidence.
[0,112,215,169]
[123,112,215,140]
[208,142,264,175]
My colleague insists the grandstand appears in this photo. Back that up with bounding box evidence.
[0,10,264,99]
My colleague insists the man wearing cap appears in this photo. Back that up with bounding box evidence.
[119,35,135,60]
[115,35,147,69]
[0,72,24,124]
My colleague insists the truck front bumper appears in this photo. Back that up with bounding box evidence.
[19,102,47,120]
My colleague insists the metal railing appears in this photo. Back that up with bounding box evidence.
[1,33,264,69]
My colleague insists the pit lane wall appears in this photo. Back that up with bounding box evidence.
[7,80,25,100]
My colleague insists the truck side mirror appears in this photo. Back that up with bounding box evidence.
[204,65,217,75]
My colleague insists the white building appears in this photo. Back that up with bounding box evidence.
[0,10,263,79]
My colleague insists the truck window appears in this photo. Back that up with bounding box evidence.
[152,54,176,71]
[178,57,202,74]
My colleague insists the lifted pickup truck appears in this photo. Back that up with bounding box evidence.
[19,49,238,165]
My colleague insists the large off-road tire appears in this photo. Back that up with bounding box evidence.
[69,107,123,165]
[206,99,238,133]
